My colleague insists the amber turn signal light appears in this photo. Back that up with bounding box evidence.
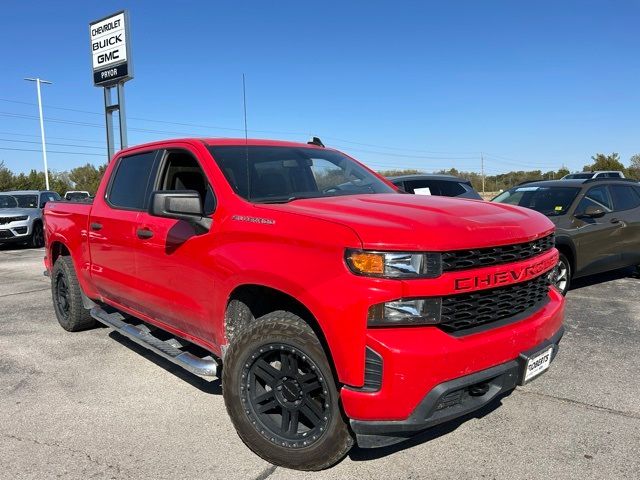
[347,251,385,275]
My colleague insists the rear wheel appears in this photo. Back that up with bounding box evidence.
[222,311,353,470]
[29,222,44,248]
[553,254,571,295]
[51,256,97,331]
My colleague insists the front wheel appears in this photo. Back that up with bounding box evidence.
[222,311,353,470]
[553,254,571,295]
[29,222,44,248]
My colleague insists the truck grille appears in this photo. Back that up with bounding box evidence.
[441,234,555,272]
[439,275,550,333]
[0,217,21,225]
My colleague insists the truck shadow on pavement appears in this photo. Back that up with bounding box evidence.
[348,390,513,462]
[107,330,222,395]
[568,266,638,292]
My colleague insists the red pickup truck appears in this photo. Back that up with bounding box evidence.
[44,138,564,470]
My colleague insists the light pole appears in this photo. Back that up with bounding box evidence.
[24,77,52,190]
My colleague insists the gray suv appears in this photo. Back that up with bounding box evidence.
[492,179,640,294]
[388,174,483,200]
[0,190,61,248]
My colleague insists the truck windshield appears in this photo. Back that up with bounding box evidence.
[0,194,38,209]
[208,146,395,203]
[492,186,580,216]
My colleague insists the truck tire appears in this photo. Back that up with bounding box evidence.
[51,256,97,332]
[222,311,353,470]
[29,222,44,248]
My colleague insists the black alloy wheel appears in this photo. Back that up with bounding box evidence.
[243,344,330,448]
[51,256,97,331]
[54,272,71,322]
[222,311,353,470]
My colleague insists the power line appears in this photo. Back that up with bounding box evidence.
[0,131,106,145]
[0,97,522,159]
[0,137,104,150]
[0,99,567,170]
[0,146,103,157]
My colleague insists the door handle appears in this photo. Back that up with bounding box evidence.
[610,218,621,224]
[90,222,102,231]
[136,228,154,239]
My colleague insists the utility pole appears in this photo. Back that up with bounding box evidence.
[481,152,485,194]
[24,77,52,190]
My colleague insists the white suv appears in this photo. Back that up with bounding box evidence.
[561,171,625,180]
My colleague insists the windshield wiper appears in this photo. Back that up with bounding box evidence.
[251,194,319,204]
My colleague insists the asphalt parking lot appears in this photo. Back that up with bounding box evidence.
[1,246,639,479]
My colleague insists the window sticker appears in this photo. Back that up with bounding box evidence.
[414,187,432,195]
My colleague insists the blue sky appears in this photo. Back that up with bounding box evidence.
[1,0,638,175]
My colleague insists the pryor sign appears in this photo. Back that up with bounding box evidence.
[89,11,133,86]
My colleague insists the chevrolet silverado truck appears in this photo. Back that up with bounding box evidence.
[44,138,565,470]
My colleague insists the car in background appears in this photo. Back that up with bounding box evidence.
[492,178,640,294]
[388,174,483,200]
[64,190,90,201]
[0,190,61,248]
[561,171,625,180]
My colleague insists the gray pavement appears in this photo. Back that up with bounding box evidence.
[1,246,639,479]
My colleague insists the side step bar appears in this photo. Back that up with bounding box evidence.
[90,306,219,377]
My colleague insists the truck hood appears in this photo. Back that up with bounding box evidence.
[0,208,36,217]
[260,194,555,251]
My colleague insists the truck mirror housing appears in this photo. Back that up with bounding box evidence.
[149,190,212,232]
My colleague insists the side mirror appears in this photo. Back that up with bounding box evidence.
[577,205,606,219]
[149,190,212,232]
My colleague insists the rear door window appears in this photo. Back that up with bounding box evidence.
[438,181,467,197]
[108,151,158,210]
[610,185,640,211]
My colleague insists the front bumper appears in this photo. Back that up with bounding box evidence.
[0,220,31,243]
[341,287,565,446]
[350,326,564,447]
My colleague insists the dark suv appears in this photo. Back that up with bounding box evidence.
[388,174,482,200]
[492,179,640,294]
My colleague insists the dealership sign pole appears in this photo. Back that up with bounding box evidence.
[89,10,133,162]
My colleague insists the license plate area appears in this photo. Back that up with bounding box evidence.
[520,346,554,384]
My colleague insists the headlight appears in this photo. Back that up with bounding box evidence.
[368,298,442,326]
[345,249,442,278]
[13,216,28,222]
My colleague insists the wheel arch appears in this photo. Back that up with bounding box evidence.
[555,237,576,275]
[50,240,71,266]
[224,283,341,386]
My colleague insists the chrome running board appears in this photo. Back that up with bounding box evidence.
[90,306,218,377]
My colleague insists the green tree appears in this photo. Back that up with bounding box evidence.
[49,170,73,195]
[557,167,570,178]
[628,154,640,179]
[69,163,107,194]
[583,153,625,173]
[376,169,422,177]
[0,160,14,191]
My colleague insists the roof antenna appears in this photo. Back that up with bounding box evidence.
[242,73,249,144]
[242,74,251,199]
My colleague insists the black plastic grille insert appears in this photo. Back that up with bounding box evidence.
[439,274,550,333]
[441,234,555,272]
